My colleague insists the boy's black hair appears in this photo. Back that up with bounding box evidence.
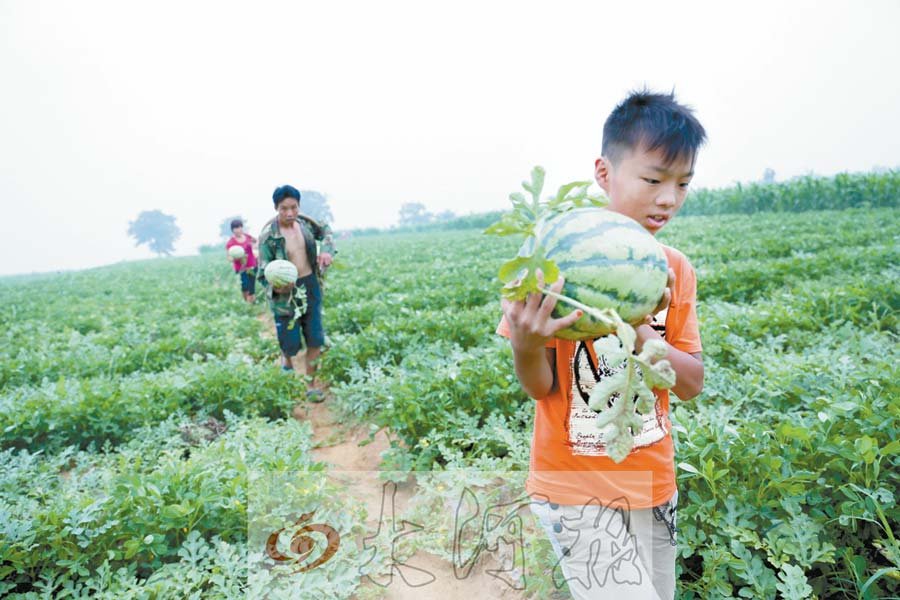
[230,219,243,230]
[602,89,707,166]
[272,185,302,208]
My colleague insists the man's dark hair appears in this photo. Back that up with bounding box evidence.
[602,89,707,166]
[230,219,243,230]
[272,185,302,208]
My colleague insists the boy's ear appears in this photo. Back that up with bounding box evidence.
[594,157,611,192]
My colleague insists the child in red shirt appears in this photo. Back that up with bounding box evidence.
[225,219,258,303]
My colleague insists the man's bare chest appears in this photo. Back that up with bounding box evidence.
[281,225,309,263]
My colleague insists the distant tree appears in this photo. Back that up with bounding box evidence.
[219,215,245,240]
[761,168,776,184]
[398,202,432,226]
[128,210,181,256]
[299,190,334,224]
[434,210,457,222]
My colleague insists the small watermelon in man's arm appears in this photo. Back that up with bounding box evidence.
[264,260,298,288]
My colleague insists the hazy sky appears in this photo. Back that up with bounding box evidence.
[2,0,899,275]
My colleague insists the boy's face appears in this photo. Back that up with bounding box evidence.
[594,145,695,235]
[232,226,243,236]
[276,198,300,227]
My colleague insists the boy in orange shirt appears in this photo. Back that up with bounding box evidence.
[499,89,706,599]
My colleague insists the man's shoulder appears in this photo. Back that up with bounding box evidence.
[298,213,325,230]
[259,218,278,242]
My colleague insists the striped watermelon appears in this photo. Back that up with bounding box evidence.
[534,207,668,340]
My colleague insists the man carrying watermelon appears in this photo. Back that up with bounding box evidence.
[225,219,258,304]
[499,90,706,600]
[258,185,336,398]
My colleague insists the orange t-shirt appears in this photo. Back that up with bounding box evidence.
[497,244,702,509]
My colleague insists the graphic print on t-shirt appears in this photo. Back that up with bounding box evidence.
[567,307,669,457]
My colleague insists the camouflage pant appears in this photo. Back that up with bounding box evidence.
[530,491,677,600]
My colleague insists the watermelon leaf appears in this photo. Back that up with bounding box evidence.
[547,180,607,217]
[553,180,591,203]
[616,321,637,354]
[287,284,308,330]
[593,335,628,369]
[486,165,608,301]
[589,371,628,415]
[498,250,559,301]
[483,211,533,237]
[521,166,546,208]
[589,320,677,463]
[509,192,536,219]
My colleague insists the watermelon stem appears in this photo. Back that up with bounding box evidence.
[541,287,618,328]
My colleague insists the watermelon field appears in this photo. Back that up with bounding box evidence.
[1,188,899,597]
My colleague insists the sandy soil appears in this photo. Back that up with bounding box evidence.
[294,397,530,600]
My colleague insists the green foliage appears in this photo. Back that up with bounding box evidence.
[0,359,303,451]
[0,255,273,388]
[485,165,606,301]
[0,253,327,596]
[680,170,900,215]
[0,416,323,596]
[345,170,900,239]
[332,341,530,470]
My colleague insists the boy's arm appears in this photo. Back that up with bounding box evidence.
[511,346,556,399]
[502,273,582,399]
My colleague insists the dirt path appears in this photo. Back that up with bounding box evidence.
[258,312,528,599]
[294,396,528,600]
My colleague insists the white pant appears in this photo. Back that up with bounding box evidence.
[530,492,677,600]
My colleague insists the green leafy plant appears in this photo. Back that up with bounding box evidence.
[590,334,676,461]
[287,283,308,330]
[485,165,607,302]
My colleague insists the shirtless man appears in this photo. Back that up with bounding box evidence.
[258,185,336,391]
